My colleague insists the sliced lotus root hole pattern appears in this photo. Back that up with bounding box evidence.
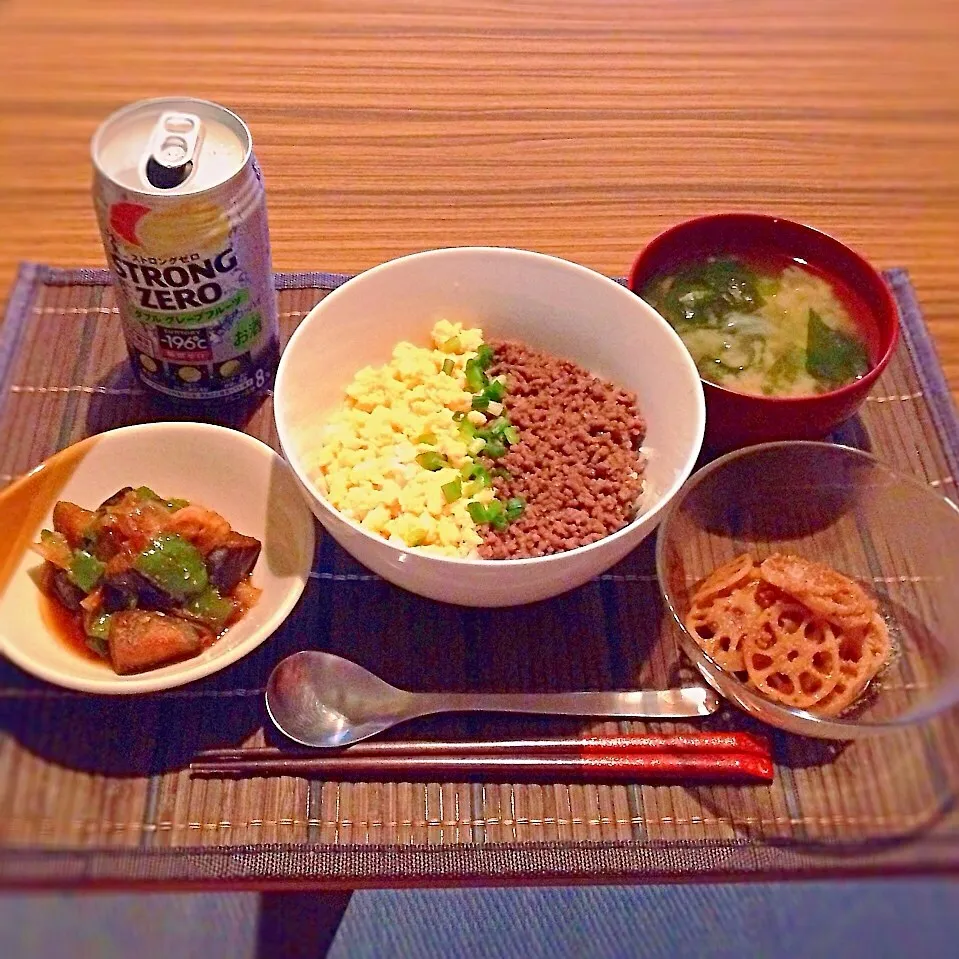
[684,552,892,717]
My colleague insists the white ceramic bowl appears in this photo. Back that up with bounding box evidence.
[274,247,706,607]
[0,422,316,694]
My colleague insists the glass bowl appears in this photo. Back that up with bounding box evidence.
[656,441,959,738]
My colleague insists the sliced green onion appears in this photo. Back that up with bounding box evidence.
[457,419,477,440]
[475,344,495,369]
[452,411,466,422]
[471,394,490,412]
[415,431,437,445]
[439,335,462,353]
[484,416,509,437]
[491,467,511,480]
[464,359,488,393]
[415,451,449,471]
[503,425,520,445]
[505,496,527,521]
[441,358,455,375]
[461,462,491,486]
[463,480,484,497]
[484,379,506,402]
[441,479,462,503]
[467,502,489,524]
[484,439,507,459]
[484,499,508,530]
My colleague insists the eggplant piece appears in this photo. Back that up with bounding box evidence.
[52,501,96,547]
[98,487,135,510]
[50,567,85,611]
[100,569,178,613]
[108,610,203,675]
[206,532,262,593]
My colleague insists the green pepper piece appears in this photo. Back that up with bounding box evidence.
[85,610,113,640]
[86,635,109,658]
[83,610,113,658]
[134,534,208,601]
[68,549,105,593]
[183,587,235,632]
[806,310,869,385]
[134,486,188,511]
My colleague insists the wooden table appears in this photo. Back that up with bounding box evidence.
[1,0,956,390]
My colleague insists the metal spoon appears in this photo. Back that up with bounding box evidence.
[265,651,721,748]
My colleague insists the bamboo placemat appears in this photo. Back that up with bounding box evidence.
[1,264,957,888]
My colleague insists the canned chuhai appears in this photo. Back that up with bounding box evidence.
[92,97,279,403]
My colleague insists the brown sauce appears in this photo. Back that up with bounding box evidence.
[38,592,107,666]
[37,577,257,668]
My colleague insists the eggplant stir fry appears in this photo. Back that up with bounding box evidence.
[32,487,262,675]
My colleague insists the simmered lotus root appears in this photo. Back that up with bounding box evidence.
[759,553,876,631]
[685,580,770,672]
[687,552,891,717]
[688,553,759,606]
[814,613,893,716]
[743,601,845,711]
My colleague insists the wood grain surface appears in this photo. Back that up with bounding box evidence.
[1,0,956,387]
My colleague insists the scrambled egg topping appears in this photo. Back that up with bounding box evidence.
[307,320,497,557]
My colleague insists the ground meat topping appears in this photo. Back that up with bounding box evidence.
[478,340,646,559]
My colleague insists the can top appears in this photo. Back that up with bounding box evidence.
[92,97,252,197]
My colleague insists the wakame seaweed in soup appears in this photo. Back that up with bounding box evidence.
[643,256,870,397]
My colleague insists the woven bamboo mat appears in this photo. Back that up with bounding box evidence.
[1,264,958,888]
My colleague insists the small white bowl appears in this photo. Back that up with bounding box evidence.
[0,422,316,694]
[274,246,705,606]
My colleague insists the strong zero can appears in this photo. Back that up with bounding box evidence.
[92,98,279,403]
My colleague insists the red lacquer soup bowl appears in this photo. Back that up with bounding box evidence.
[628,213,899,452]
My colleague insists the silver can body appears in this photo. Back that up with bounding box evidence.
[91,97,279,403]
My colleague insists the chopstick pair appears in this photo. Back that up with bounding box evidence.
[190,733,775,784]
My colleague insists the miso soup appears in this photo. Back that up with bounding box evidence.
[642,256,871,397]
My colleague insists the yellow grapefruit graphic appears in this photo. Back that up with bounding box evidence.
[132,199,231,258]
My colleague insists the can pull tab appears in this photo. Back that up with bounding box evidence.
[144,112,202,190]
